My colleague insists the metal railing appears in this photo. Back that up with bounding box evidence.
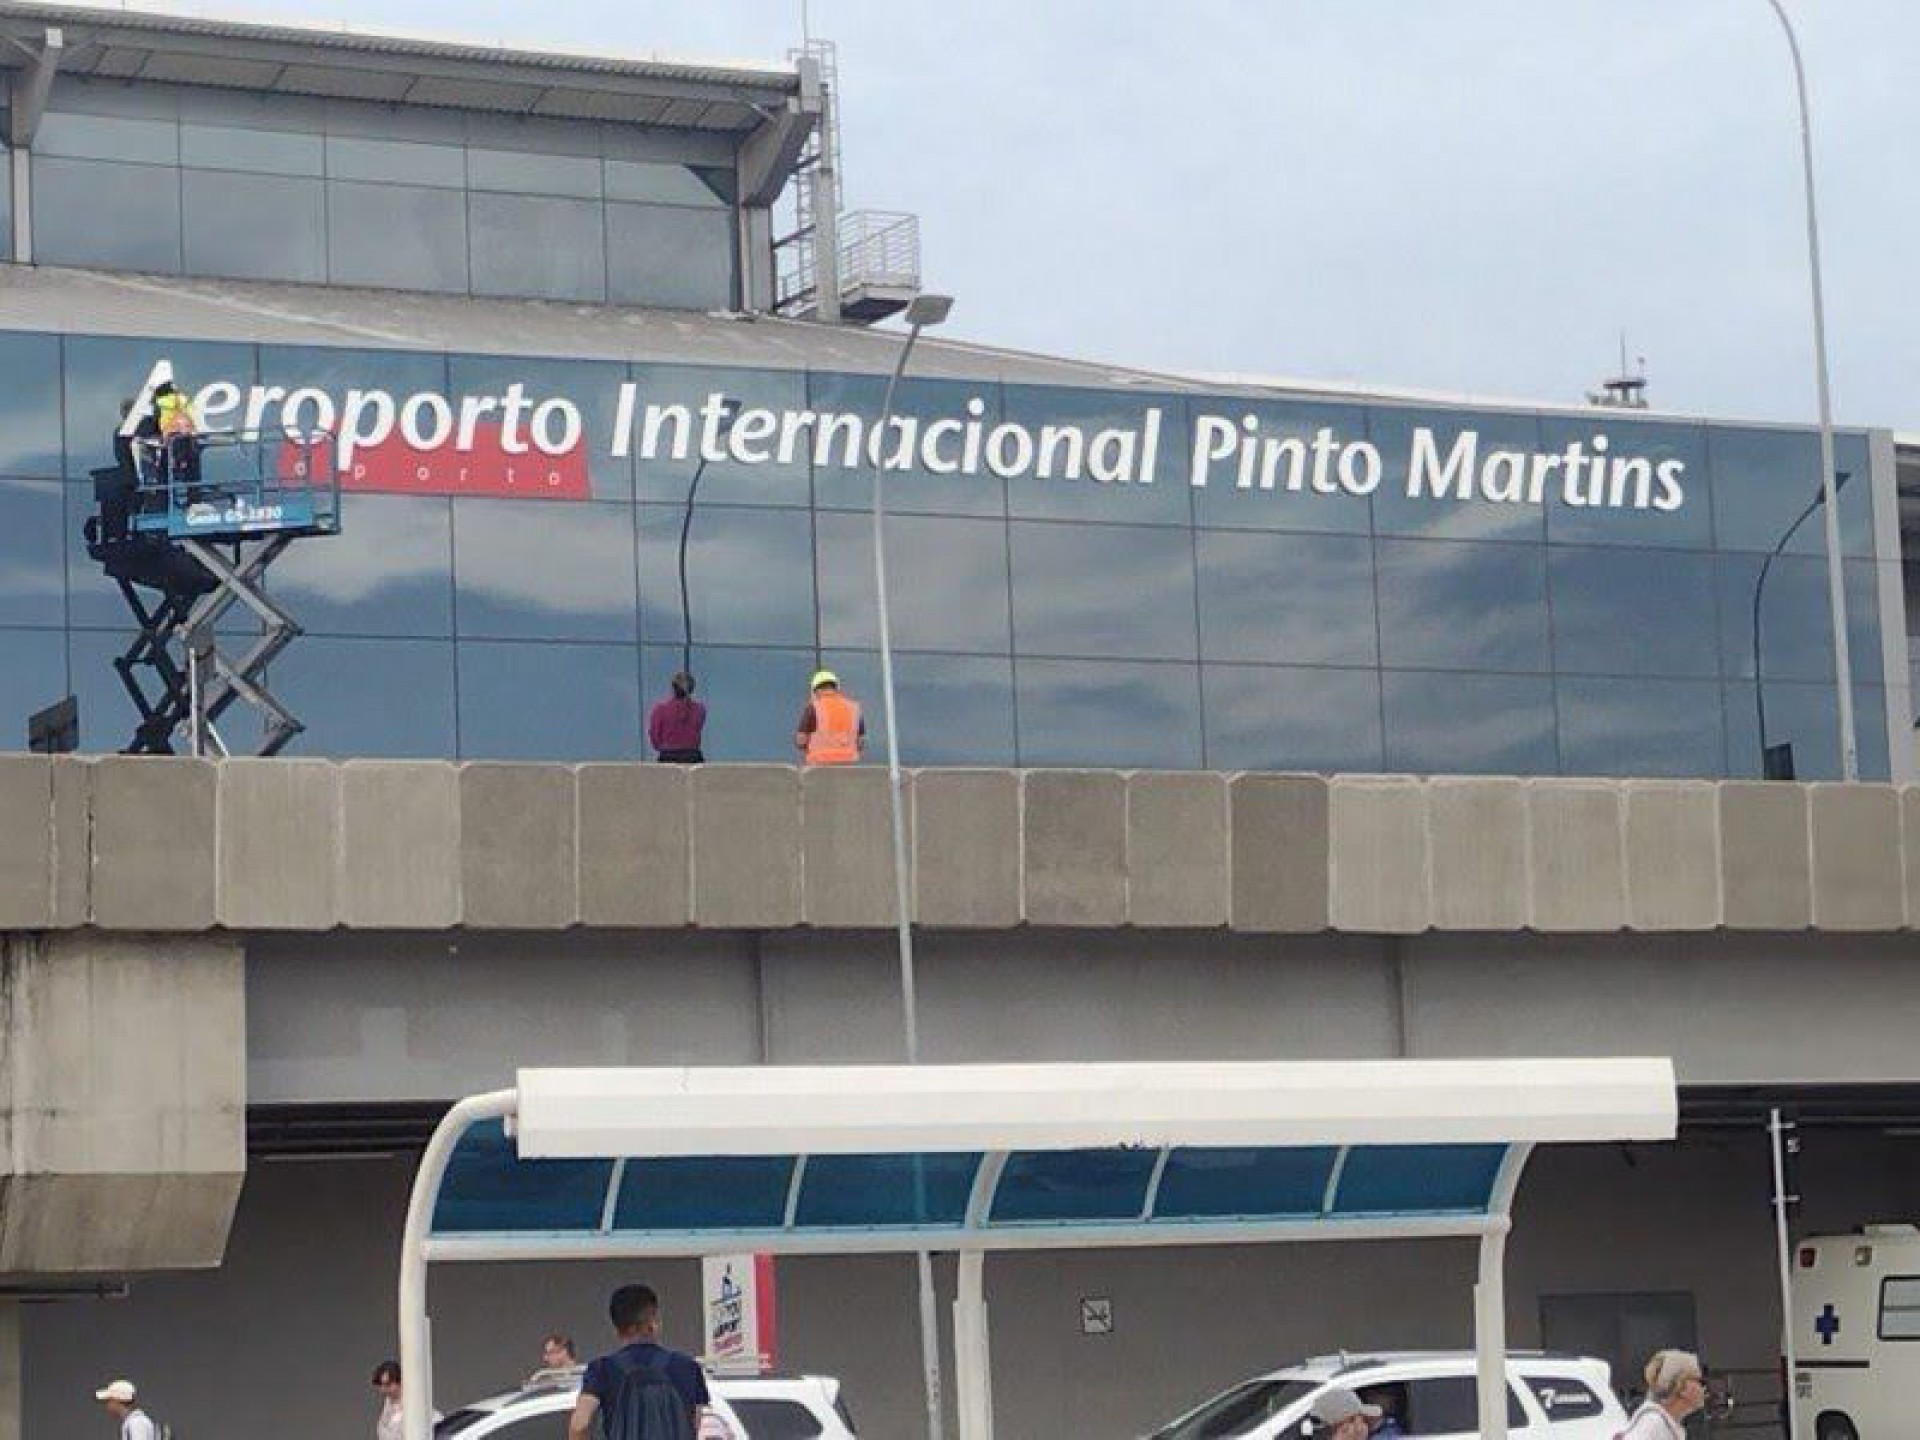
[839,210,921,291]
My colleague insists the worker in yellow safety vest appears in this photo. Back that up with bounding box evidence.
[795,669,865,765]
[150,379,202,497]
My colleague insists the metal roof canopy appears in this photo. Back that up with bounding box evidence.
[399,1058,1677,1440]
[0,1,802,130]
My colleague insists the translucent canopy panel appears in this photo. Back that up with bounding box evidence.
[429,1122,1520,1248]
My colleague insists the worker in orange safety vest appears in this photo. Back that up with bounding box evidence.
[795,669,865,765]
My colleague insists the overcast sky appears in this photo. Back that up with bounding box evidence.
[228,0,1917,427]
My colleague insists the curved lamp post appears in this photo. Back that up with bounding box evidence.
[1753,470,1850,779]
[1762,0,1858,781]
[676,399,740,677]
[870,291,955,1440]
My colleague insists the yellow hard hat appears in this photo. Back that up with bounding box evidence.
[810,669,839,690]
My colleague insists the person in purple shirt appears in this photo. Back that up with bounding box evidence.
[647,672,706,763]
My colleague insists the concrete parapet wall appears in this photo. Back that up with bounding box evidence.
[0,757,1915,933]
[0,931,243,1272]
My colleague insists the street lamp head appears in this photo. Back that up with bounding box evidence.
[903,293,954,328]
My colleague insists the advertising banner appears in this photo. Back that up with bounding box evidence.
[702,1252,777,1376]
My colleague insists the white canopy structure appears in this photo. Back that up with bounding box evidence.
[399,1058,1677,1440]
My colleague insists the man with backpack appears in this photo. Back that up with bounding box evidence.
[569,1283,709,1440]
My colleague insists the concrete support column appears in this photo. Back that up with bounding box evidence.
[0,931,245,1274]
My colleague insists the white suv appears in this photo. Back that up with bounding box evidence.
[1146,1351,1628,1439]
[435,1368,856,1440]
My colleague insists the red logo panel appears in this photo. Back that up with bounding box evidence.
[281,421,590,500]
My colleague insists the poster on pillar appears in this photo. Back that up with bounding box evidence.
[702,1253,777,1375]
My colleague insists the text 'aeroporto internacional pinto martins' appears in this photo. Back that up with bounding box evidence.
[121,357,1690,511]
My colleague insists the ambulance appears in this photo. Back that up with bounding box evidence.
[1790,1225,1920,1439]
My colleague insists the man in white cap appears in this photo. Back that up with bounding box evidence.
[94,1379,159,1440]
[1306,1385,1381,1439]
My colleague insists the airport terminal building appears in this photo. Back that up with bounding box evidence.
[3,5,1920,1439]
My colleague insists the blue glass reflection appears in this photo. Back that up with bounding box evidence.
[1189,399,1372,535]
[1555,677,1726,779]
[457,641,641,761]
[1723,680,1890,782]
[631,365,810,508]
[271,638,457,759]
[1371,407,1547,542]
[1332,1144,1506,1214]
[794,1153,981,1229]
[432,1119,610,1234]
[1196,531,1377,666]
[1011,522,1198,661]
[0,628,67,754]
[815,511,1010,654]
[64,336,258,480]
[0,480,66,627]
[1718,554,1882,684]
[1709,425,1875,558]
[1154,1147,1338,1220]
[0,333,64,476]
[448,353,631,501]
[808,372,1008,517]
[1017,659,1203,769]
[1002,387,1193,525]
[614,1156,793,1231]
[990,1149,1159,1223]
[1547,547,1718,678]
[1540,416,1710,550]
[637,503,815,650]
[1375,539,1550,673]
[454,500,637,642]
[1201,665,1384,773]
[1382,671,1558,775]
[268,494,453,637]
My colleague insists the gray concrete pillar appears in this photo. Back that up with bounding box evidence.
[0,931,245,1274]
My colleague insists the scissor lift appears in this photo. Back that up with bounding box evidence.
[84,428,341,757]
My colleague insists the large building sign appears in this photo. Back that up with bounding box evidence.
[125,359,1688,513]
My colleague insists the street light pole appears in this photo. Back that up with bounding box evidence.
[675,400,739,676]
[1762,0,1858,781]
[1753,471,1850,779]
[871,291,955,1440]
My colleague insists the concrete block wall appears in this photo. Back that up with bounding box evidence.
[0,755,1917,933]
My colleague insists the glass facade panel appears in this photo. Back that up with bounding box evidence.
[1540,416,1711,550]
[1015,659,1203,769]
[1201,664,1384,773]
[0,332,65,476]
[1196,530,1377,666]
[0,480,67,627]
[182,169,327,283]
[1010,522,1197,661]
[1002,388,1191,525]
[36,110,178,165]
[632,365,811,508]
[815,512,1010,653]
[326,181,468,293]
[606,203,732,310]
[324,135,466,188]
[1375,538,1550,672]
[457,640,640,761]
[1555,677,1727,778]
[468,192,606,303]
[1547,547,1719,678]
[1372,407,1547,542]
[179,123,325,176]
[270,637,457,759]
[33,156,182,274]
[268,494,452,637]
[467,147,603,200]
[1189,400,1372,535]
[447,353,631,501]
[808,373,1008,517]
[6,325,1903,777]
[1381,670,1558,774]
[1709,425,1875,558]
[0,628,66,749]
[453,500,636,642]
[638,503,814,651]
[604,160,727,207]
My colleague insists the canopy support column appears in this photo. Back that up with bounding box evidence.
[400,1089,515,1440]
[1474,1140,1534,1440]
[954,1249,992,1440]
